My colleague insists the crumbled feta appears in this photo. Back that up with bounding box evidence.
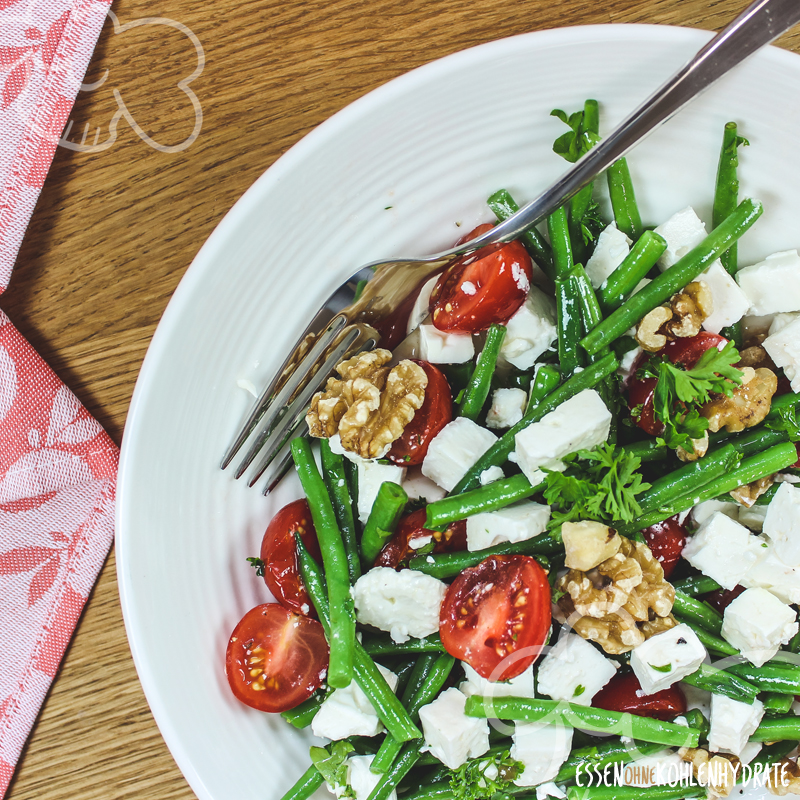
[402,470,446,503]
[770,312,800,336]
[461,280,477,295]
[654,207,708,270]
[708,694,765,757]
[699,260,750,334]
[511,721,573,786]
[356,460,406,523]
[407,274,439,334]
[739,741,763,767]
[459,663,536,699]
[514,389,612,486]
[737,250,800,315]
[312,664,398,739]
[422,417,497,491]
[740,544,800,605]
[721,587,798,666]
[486,387,527,429]
[737,503,768,532]
[330,432,368,464]
[466,501,551,551]
[535,783,566,800]
[419,323,475,364]
[346,756,397,800]
[479,465,505,485]
[511,258,530,292]
[353,567,446,643]
[630,623,707,695]
[763,482,800,566]
[681,512,766,590]
[691,499,738,527]
[536,633,617,705]
[585,223,631,288]
[499,286,557,370]
[418,687,490,769]
[763,314,800,393]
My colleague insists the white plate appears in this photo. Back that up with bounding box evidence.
[117,24,800,800]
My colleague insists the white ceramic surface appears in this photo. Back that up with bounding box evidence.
[117,24,800,800]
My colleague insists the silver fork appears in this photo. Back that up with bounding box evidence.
[222,0,800,492]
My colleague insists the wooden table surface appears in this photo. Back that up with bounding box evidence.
[3,0,799,797]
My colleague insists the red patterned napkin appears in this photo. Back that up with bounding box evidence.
[0,0,116,796]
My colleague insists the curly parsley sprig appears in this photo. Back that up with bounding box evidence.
[449,749,524,800]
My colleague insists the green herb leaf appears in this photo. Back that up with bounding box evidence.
[766,403,800,442]
[650,663,673,673]
[310,741,355,789]
[246,556,265,577]
[450,749,525,800]
[551,108,600,164]
[573,684,586,697]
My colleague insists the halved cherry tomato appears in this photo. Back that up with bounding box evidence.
[374,508,467,569]
[387,361,453,466]
[372,272,441,351]
[430,224,533,334]
[642,516,687,579]
[628,332,729,435]
[260,499,322,615]
[225,603,329,712]
[592,670,686,720]
[439,555,550,680]
[703,584,746,614]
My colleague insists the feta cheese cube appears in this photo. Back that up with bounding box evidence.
[312,664,398,739]
[422,417,497,491]
[763,315,800,393]
[499,286,557,370]
[738,741,763,767]
[346,756,397,800]
[770,312,800,336]
[763,482,800,566]
[737,250,800,315]
[460,663,536,699]
[699,260,750,334]
[356,460,406,523]
[618,342,643,385]
[654,207,708,270]
[740,543,800,605]
[679,682,712,717]
[353,567,447,643]
[407,274,439,334]
[721,587,798,666]
[486,388,527,429]
[585,223,631,288]
[536,633,617,705]
[535,783,566,800]
[479,465,505,485]
[419,323,475,364]
[402,469,446,503]
[511,721,573,786]
[514,389,611,486]
[466,501,551,551]
[708,694,765,757]
[630,623,707,695]
[418,687,490,769]
[737,503,768,532]
[681,512,766,590]
[691,499,738,527]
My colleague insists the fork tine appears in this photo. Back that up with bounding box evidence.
[261,433,305,496]
[246,327,377,485]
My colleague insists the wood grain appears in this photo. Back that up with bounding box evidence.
[3,0,799,797]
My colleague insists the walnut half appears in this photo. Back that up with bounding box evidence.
[556,537,676,654]
[636,281,713,352]
[700,366,778,434]
[767,757,800,796]
[679,748,741,799]
[306,350,428,459]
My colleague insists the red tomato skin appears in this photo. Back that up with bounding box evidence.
[225,603,329,713]
[642,516,687,579]
[439,555,550,681]
[628,375,662,436]
[703,584,746,614]
[592,671,686,721]
[430,234,533,333]
[374,508,467,569]
[663,332,728,368]
[387,362,453,466]
[260,499,322,616]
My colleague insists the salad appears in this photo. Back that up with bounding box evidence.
[225,100,800,800]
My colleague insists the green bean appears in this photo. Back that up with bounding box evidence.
[463,697,699,748]
[567,785,704,800]
[753,483,780,506]
[296,537,422,742]
[281,693,324,728]
[279,764,324,800]
[598,231,668,312]
[672,590,724,636]
[526,364,562,415]
[320,439,361,583]
[548,206,574,278]
[569,100,600,263]
[366,742,421,800]
[361,482,408,565]
[762,692,794,716]
[372,654,455,774]
[425,474,545,528]
[606,158,643,241]
[671,574,721,597]
[488,188,554,277]
[459,324,507,421]
[400,782,453,800]
[619,439,670,464]
[727,662,800,695]
[680,663,759,703]
[292,438,355,687]
[636,444,740,517]
[709,426,787,458]
[570,264,604,333]
[361,633,445,657]
[581,198,763,355]
[409,531,561,580]
[751,716,800,742]
[683,709,710,742]
[451,352,618,495]
[681,623,737,657]
[555,276,584,374]
[554,739,663,783]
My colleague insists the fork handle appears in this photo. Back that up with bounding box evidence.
[443,0,800,256]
